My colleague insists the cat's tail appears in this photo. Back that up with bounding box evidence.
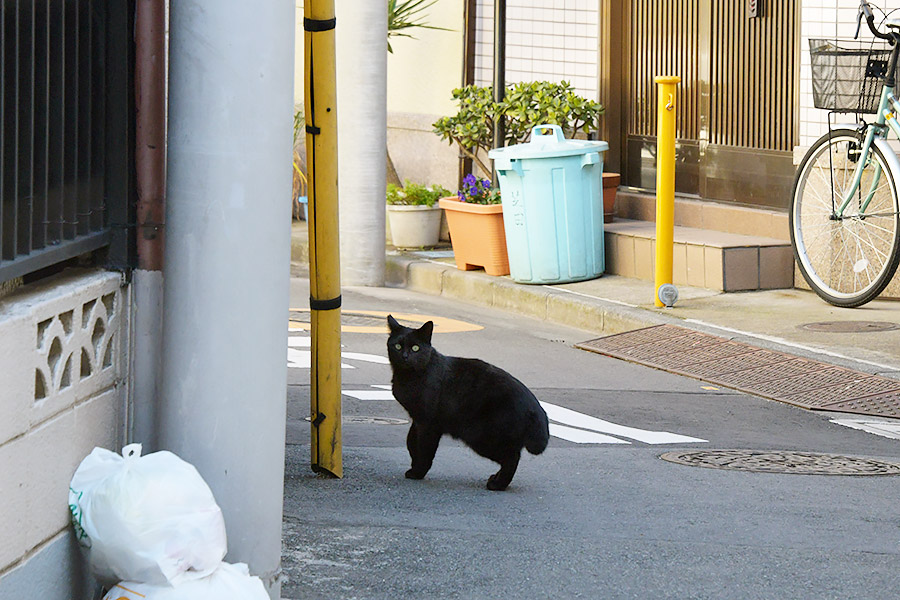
[525,404,550,455]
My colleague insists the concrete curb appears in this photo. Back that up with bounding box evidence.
[385,253,669,337]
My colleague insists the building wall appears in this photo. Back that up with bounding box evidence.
[798,0,866,153]
[0,270,127,600]
[474,0,600,100]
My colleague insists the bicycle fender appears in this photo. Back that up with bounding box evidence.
[872,138,900,183]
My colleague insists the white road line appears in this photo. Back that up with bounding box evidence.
[337,386,707,446]
[831,418,900,441]
[288,337,311,347]
[339,352,390,365]
[540,401,707,445]
[342,389,397,401]
[287,348,355,370]
[549,423,631,444]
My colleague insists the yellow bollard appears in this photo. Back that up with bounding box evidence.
[305,0,342,478]
[654,76,680,308]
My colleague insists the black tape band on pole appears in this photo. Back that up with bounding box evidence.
[309,295,342,311]
[303,17,336,32]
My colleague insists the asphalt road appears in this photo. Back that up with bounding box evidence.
[282,269,900,599]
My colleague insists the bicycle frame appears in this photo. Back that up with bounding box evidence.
[834,86,900,218]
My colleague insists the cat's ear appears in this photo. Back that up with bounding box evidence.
[387,314,402,333]
[418,320,434,342]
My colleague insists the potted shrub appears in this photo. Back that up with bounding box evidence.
[386,180,451,248]
[433,81,620,221]
[438,175,509,276]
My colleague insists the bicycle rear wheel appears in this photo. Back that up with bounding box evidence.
[790,129,900,307]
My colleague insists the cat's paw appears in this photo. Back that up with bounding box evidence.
[405,468,426,480]
[486,474,510,491]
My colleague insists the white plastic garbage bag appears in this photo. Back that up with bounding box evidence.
[69,443,227,585]
[101,562,269,600]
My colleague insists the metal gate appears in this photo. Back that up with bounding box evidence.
[0,0,134,285]
[618,0,799,209]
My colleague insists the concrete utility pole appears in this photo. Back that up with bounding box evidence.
[336,0,387,286]
[160,1,293,597]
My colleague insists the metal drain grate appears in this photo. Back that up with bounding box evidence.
[576,325,900,418]
[660,450,900,475]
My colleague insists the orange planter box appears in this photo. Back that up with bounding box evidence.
[438,197,510,276]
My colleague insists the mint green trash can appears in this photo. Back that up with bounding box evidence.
[489,124,609,284]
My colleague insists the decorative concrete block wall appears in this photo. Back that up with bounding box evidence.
[0,269,127,599]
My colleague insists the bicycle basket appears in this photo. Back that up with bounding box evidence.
[809,38,894,114]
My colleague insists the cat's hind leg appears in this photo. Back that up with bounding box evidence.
[405,422,442,480]
[486,450,521,491]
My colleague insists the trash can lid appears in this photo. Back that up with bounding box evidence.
[488,124,609,160]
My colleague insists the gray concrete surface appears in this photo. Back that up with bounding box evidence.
[281,265,900,599]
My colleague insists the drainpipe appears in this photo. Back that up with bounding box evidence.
[135,0,166,273]
[130,0,166,449]
[491,0,506,185]
[459,0,477,188]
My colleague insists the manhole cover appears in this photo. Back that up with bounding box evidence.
[660,450,900,475]
[798,321,900,333]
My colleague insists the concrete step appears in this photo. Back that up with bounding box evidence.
[604,218,793,292]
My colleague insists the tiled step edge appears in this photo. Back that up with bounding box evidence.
[605,218,793,292]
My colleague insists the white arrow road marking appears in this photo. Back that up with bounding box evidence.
[337,386,706,445]
[831,418,900,441]
[342,389,397,401]
[549,423,631,444]
[287,336,389,369]
[540,401,707,445]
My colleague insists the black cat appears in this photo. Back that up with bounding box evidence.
[386,315,550,491]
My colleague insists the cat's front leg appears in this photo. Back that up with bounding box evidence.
[405,421,441,480]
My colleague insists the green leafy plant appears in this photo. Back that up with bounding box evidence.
[456,174,501,205]
[432,81,604,177]
[386,180,451,206]
[387,0,450,53]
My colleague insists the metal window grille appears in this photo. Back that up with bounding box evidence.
[0,0,134,285]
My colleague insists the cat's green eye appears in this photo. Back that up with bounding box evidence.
[394,344,402,350]
[412,345,420,352]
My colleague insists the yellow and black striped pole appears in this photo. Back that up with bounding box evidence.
[304,0,342,478]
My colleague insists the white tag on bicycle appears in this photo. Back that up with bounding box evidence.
[854,259,869,273]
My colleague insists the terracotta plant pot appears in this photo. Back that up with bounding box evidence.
[603,172,620,222]
[437,197,510,276]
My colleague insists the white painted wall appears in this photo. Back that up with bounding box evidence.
[0,270,126,599]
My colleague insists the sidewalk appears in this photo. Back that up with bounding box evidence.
[291,222,900,415]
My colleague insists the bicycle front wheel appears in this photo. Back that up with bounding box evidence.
[791,129,900,307]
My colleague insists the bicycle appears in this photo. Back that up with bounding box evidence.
[791,1,900,307]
